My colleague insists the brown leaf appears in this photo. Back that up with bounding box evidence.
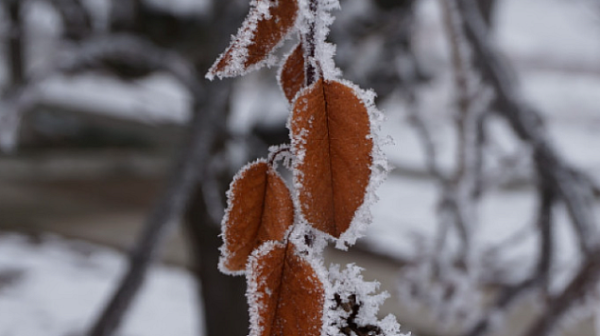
[207,0,299,79]
[220,160,295,274]
[248,242,325,336]
[279,42,305,102]
[290,79,373,238]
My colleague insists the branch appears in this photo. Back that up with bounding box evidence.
[464,173,556,336]
[88,80,229,336]
[452,1,600,335]
[1,0,26,152]
[523,251,600,336]
[456,0,598,256]
[303,0,319,86]
[43,0,93,40]
[57,34,200,94]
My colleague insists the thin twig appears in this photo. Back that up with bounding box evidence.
[303,0,319,86]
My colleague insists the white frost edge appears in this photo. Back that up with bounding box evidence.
[326,263,409,336]
[218,158,269,276]
[206,0,302,80]
[246,237,331,336]
[288,78,389,250]
[246,241,283,336]
[334,77,389,250]
[313,0,343,80]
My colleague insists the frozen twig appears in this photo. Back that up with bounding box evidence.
[523,250,600,336]
[456,0,598,256]
[453,0,600,335]
[465,174,555,336]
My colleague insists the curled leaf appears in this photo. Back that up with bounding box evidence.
[247,241,325,336]
[220,160,294,275]
[278,42,305,103]
[207,0,299,79]
[290,79,373,239]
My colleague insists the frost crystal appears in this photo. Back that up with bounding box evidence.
[326,264,408,336]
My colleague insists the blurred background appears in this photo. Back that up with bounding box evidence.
[0,0,599,335]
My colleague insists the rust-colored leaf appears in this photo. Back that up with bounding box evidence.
[207,0,299,79]
[248,242,325,336]
[290,79,373,238]
[279,42,305,103]
[220,160,295,274]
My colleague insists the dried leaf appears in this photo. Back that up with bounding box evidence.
[207,0,299,79]
[290,79,373,238]
[248,242,325,336]
[279,42,305,102]
[220,160,295,274]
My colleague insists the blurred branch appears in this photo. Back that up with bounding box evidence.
[452,0,600,335]
[456,0,598,257]
[6,0,25,86]
[523,248,600,336]
[1,0,26,152]
[43,0,93,40]
[88,78,226,336]
[80,34,211,336]
[58,34,199,92]
[465,173,556,336]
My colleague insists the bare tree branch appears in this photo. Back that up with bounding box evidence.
[456,0,597,256]
[43,0,93,40]
[88,79,227,336]
[523,251,600,336]
[1,0,26,152]
[465,172,556,336]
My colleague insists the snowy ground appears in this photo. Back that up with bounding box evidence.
[0,233,201,336]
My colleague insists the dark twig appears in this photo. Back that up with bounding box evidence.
[6,0,25,87]
[44,0,93,40]
[523,251,600,336]
[86,36,216,336]
[0,0,27,152]
[464,172,556,336]
[88,79,226,336]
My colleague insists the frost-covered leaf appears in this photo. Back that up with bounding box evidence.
[220,160,294,275]
[279,42,305,103]
[207,0,299,79]
[290,79,373,240]
[247,241,325,336]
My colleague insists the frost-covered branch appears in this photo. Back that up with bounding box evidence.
[456,0,598,256]
[523,248,600,336]
[449,0,600,334]
[464,175,556,336]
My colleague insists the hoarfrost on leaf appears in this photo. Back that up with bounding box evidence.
[326,264,409,336]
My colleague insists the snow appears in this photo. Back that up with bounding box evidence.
[144,0,210,17]
[0,233,200,336]
[38,73,192,125]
